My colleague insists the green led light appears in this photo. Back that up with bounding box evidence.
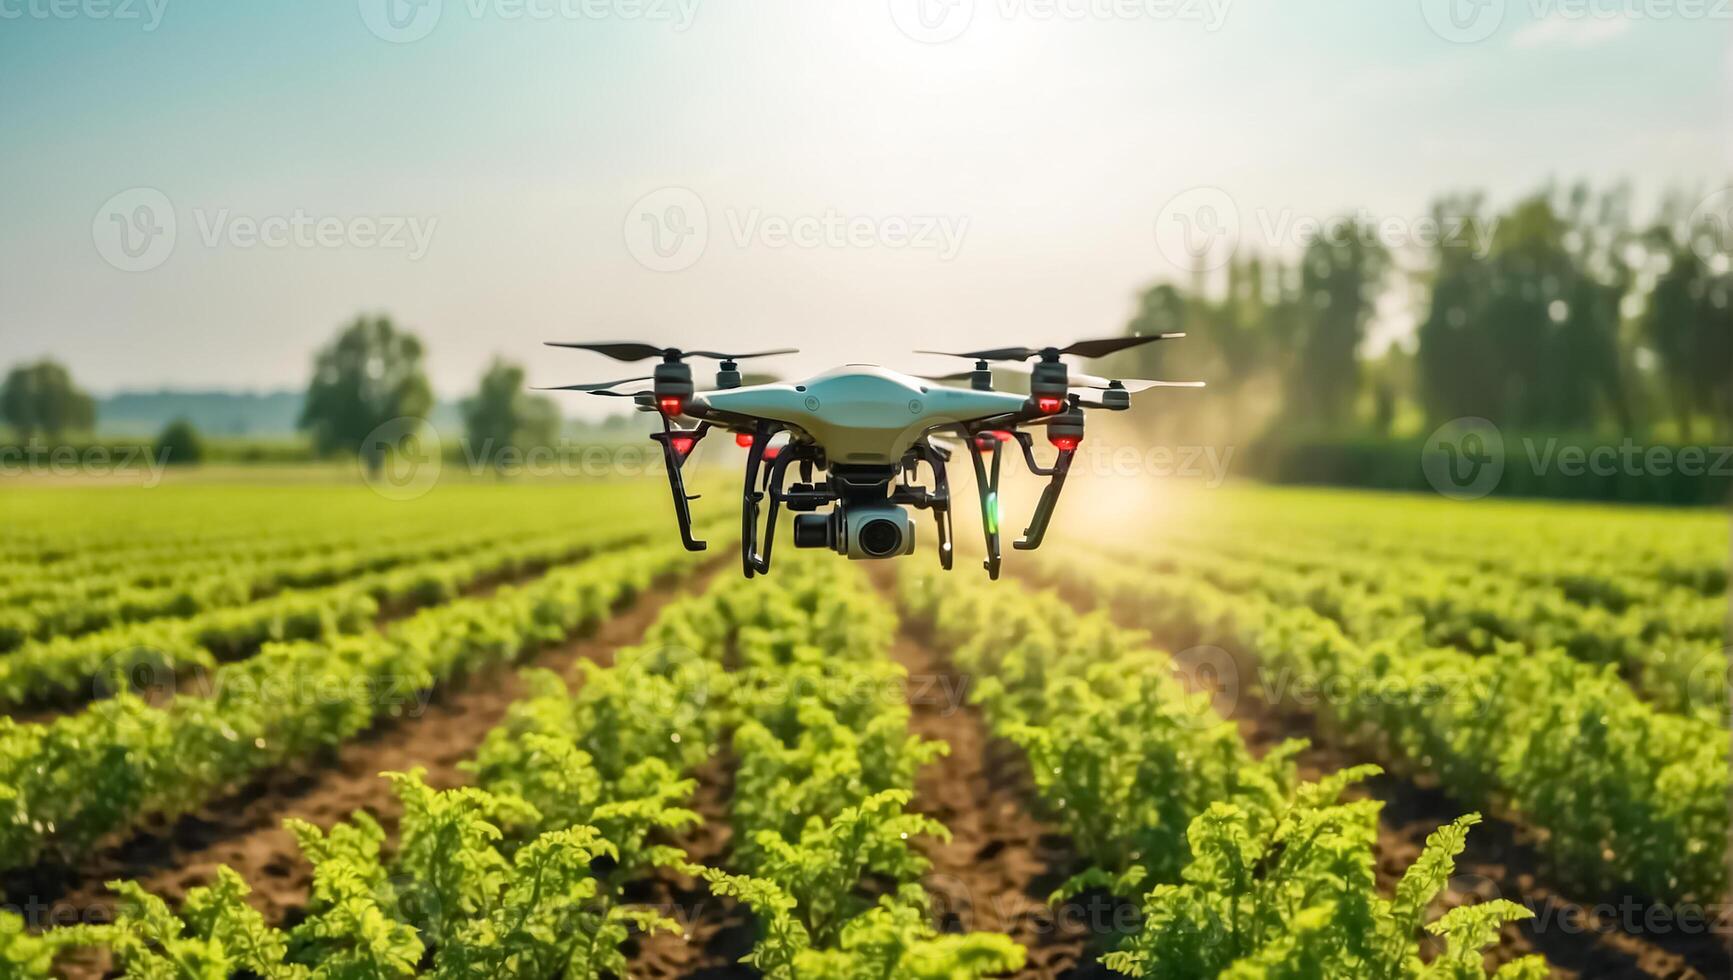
[986,492,1000,534]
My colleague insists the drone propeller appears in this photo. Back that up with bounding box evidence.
[919,363,1204,393]
[1068,374,1206,393]
[534,375,654,392]
[917,332,1184,362]
[545,341,798,363]
[538,373,785,397]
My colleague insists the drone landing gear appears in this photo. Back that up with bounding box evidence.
[955,425,1005,579]
[1010,430,1073,551]
[652,418,712,552]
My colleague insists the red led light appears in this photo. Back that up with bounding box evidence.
[1036,396,1064,415]
[658,396,686,417]
[974,436,998,452]
[735,432,754,448]
[989,429,1014,442]
[764,445,782,461]
[670,436,696,457]
[1049,435,1080,452]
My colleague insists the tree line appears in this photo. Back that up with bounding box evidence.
[1,316,564,471]
[1113,182,1732,445]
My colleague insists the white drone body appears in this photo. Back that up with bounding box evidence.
[697,366,1028,465]
[540,336,1197,579]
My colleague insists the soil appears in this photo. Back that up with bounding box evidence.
[26,558,723,980]
[889,625,1123,980]
[625,750,758,979]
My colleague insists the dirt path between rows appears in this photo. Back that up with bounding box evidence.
[34,556,723,979]
[862,566,1116,979]
[1042,576,1731,980]
[627,750,757,979]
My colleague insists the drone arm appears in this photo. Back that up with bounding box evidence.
[649,420,711,552]
[1012,447,1074,551]
[1010,430,1059,477]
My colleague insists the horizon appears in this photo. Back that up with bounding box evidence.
[2,1,1727,407]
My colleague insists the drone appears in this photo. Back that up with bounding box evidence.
[539,337,1201,579]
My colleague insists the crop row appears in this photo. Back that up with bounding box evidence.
[0,483,667,592]
[1122,537,1726,721]
[0,522,580,651]
[0,531,710,875]
[897,566,1545,978]
[698,556,1024,977]
[1171,490,1726,597]
[1029,546,1728,905]
[8,540,735,976]
[4,543,1019,977]
[0,516,670,711]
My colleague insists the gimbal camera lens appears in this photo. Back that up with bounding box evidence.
[856,517,904,558]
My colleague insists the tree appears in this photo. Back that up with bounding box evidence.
[1288,221,1387,427]
[460,358,561,470]
[1417,188,1632,432]
[298,315,433,473]
[1638,192,1733,440]
[0,360,96,441]
[155,418,203,466]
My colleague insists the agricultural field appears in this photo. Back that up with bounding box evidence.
[0,478,1725,979]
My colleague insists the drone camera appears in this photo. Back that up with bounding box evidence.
[793,504,916,560]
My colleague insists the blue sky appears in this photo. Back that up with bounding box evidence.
[1,0,1726,400]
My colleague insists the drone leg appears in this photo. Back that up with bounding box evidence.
[955,425,1002,580]
[651,421,710,552]
[751,449,801,577]
[1013,448,1074,551]
[740,420,774,577]
[911,443,954,571]
[931,457,954,571]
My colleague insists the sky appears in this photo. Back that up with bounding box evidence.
[0,0,1727,407]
